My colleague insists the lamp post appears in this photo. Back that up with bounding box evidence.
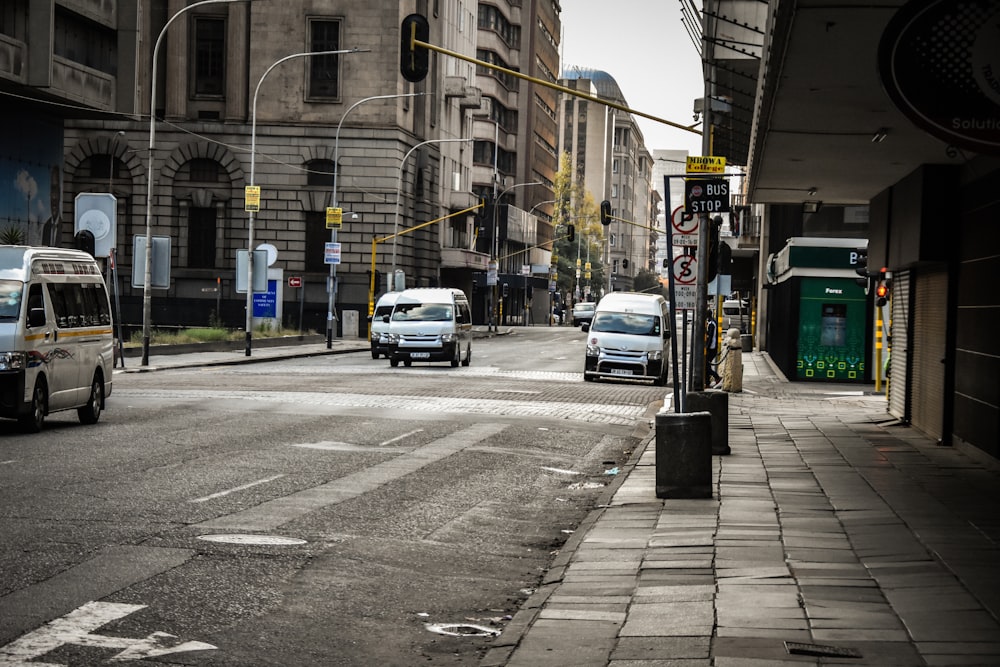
[141,0,247,366]
[244,47,366,357]
[327,92,422,349]
[390,137,473,291]
[491,181,541,330]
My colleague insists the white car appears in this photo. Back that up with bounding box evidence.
[368,292,399,358]
[571,301,596,327]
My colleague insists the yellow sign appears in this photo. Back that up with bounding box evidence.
[686,156,726,174]
[244,185,260,212]
[584,271,591,279]
[326,207,343,229]
[575,258,581,268]
[585,262,591,271]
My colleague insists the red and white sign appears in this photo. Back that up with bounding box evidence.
[288,276,302,288]
[672,254,697,285]
[671,206,698,246]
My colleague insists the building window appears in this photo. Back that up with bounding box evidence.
[305,211,327,273]
[306,159,336,188]
[612,159,619,174]
[188,207,217,268]
[611,184,618,198]
[308,18,341,100]
[193,16,225,96]
[188,158,221,182]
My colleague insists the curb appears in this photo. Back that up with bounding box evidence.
[478,399,661,667]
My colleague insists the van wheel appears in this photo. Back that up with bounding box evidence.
[19,379,47,433]
[653,373,667,387]
[404,359,412,367]
[371,345,379,360]
[78,374,104,425]
[390,357,399,367]
[583,373,596,382]
[461,344,471,367]
[451,345,460,368]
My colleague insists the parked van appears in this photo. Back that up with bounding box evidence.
[385,288,472,367]
[367,291,399,359]
[0,246,114,431]
[582,292,670,386]
[721,299,750,333]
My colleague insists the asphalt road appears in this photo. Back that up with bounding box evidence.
[0,326,666,666]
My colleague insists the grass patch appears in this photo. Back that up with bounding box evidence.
[126,326,315,347]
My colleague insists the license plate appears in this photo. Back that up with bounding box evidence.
[410,352,430,359]
[609,368,633,376]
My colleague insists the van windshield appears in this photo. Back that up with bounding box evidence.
[392,303,453,322]
[0,280,23,321]
[591,311,660,336]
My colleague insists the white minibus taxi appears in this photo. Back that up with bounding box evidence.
[0,246,114,431]
[385,288,472,367]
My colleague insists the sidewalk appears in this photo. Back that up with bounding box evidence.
[484,352,1000,667]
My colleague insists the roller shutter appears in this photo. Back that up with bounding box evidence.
[910,269,947,441]
[887,271,909,421]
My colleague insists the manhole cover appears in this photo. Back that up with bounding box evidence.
[197,534,307,546]
[425,623,499,638]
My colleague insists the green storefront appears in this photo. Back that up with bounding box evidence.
[796,278,867,380]
[765,238,873,382]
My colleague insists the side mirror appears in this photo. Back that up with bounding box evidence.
[382,315,390,323]
[28,307,46,328]
[581,322,590,333]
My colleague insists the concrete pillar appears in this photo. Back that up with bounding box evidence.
[655,411,712,499]
[721,327,743,393]
[686,390,730,455]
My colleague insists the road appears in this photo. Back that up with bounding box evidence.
[0,326,667,666]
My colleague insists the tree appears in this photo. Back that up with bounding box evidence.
[550,153,605,301]
[632,268,665,296]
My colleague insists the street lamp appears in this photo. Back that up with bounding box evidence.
[390,137,473,290]
[327,92,423,349]
[244,47,367,357]
[142,0,248,366]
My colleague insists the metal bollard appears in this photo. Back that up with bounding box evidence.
[655,411,713,499]
[686,390,730,455]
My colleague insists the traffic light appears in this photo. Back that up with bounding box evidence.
[502,283,509,298]
[400,14,430,82]
[875,281,888,307]
[567,224,575,242]
[600,200,612,226]
[706,216,721,282]
[854,249,869,289]
[74,230,95,257]
[718,240,732,276]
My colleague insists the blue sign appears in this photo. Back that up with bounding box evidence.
[253,279,277,317]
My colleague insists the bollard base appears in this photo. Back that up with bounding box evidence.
[686,390,730,456]
[655,411,713,499]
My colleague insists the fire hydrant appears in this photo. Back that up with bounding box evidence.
[721,327,743,392]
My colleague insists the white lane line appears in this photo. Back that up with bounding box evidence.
[381,428,424,446]
[195,423,506,532]
[0,460,17,465]
[189,474,285,504]
[541,467,584,476]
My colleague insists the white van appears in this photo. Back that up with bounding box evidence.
[0,246,114,431]
[367,291,399,359]
[385,288,472,367]
[721,299,750,333]
[582,292,670,386]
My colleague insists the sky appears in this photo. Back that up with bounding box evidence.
[558,0,705,155]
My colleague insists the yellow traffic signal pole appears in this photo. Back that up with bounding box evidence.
[368,202,484,322]
[412,39,701,138]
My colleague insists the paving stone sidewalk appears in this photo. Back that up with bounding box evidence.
[484,352,1000,667]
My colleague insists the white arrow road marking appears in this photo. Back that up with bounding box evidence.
[0,601,216,665]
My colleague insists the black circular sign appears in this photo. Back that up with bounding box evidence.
[878,0,1000,154]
